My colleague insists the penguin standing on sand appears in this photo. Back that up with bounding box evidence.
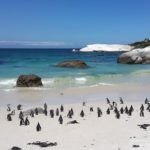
[58,115,63,124]
[106,98,110,104]
[140,104,144,111]
[17,104,22,110]
[44,103,47,110]
[145,98,149,104]
[7,114,12,121]
[36,122,41,132]
[106,108,110,115]
[67,110,72,118]
[19,111,24,119]
[120,107,124,114]
[20,117,25,126]
[25,117,30,126]
[80,110,85,117]
[90,107,94,112]
[60,105,64,112]
[56,108,59,116]
[35,108,39,115]
[30,110,34,117]
[70,108,74,116]
[82,101,86,106]
[125,106,129,114]
[119,97,124,104]
[50,109,54,118]
[7,104,11,112]
[97,107,102,117]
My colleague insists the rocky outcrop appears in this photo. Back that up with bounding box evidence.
[117,46,150,64]
[55,60,88,68]
[130,39,150,49]
[16,74,43,87]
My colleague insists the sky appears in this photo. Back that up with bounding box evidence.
[0,0,150,48]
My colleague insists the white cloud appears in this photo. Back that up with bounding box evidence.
[0,40,71,47]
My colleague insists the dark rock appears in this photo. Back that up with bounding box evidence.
[138,124,150,130]
[28,141,57,147]
[55,60,88,68]
[11,146,22,150]
[16,74,43,87]
[132,145,140,148]
[67,120,79,124]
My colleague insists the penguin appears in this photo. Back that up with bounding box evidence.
[106,98,110,104]
[82,101,86,106]
[50,109,54,118]
[60,104,64,112]
[7,104,11,112]
[145,98,149,104]
[44,103,47,110]
[17,104,22,110]
[106,108,110,115]
[19,111,24,119]
[119,97,124,104]
[56,108,59,116]
[58,115,63,124]
[30,110,34,117]
[140,104,144,111]
[90,107,94,112]
[7,114,12,121]
[36,122,41,132]
[25,117,30,126]
[20,118,25,126]
[80,110,85,117]
[120,107,124,114]
[35,108,39,115]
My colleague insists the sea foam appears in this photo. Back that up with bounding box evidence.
[75,77,87,84]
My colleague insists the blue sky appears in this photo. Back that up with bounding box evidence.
[0,0,150,48]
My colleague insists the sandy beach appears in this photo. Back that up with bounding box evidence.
[0,86,150,150]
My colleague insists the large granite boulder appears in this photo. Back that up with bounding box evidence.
[55,60,88,68]
[16,74,43,87]
[117,46,150,64]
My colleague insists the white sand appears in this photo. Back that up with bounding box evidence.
[0,100,150,150]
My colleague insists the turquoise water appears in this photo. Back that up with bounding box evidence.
[0,48,150,90]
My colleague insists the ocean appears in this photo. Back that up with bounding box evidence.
[0,48,150,91]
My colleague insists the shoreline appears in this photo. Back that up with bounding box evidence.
[0,83,150,106]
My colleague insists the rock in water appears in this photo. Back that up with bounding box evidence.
[16,74,43,87]
[117,46,150,64]
[55,60,88,68]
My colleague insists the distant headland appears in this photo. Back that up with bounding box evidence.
[77,38,150,52]
[130,38,150,49]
